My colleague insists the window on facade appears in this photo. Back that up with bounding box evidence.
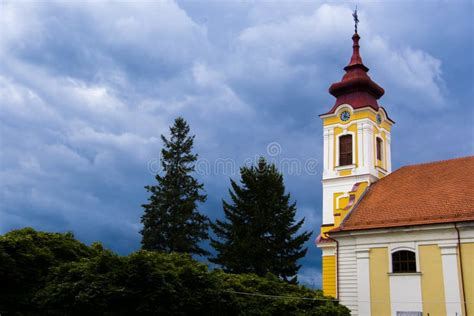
[392,250,416,273]
[339,135,352,166]
[376,137,383,161]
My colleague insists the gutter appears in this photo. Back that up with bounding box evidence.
[454,223,468,316]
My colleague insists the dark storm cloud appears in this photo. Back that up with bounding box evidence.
[1,0,472,286]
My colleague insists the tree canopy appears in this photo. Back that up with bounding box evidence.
[141,117,209,255]
[0,227,95,313]
[211,158,312,282]
[0,228,349,316]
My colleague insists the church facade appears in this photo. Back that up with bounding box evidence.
[316,30,474,316]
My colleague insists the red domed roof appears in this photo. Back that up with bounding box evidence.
[324,33,385,114]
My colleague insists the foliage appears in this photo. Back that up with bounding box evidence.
[0,228,349,316]
[36,251,349,316]
[211,158,312,282]
[35,250,219,315]
[140,117,209,256]
[211,271,350,316]
[0,227,95,313]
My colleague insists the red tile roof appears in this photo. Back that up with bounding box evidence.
[331,156,474,233]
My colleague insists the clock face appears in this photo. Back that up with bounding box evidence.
[376,114,382,124]
[340,110,351,122]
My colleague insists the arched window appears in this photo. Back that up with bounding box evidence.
[376,137,383,161]
[339,134,353,166]
[392,250,416,273]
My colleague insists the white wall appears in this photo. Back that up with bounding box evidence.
[333,223,474,316]
[389,274,423,315]
[440,244,463,315]
[337,241,358,315]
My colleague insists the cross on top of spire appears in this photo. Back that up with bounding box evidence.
[352,6,359,34]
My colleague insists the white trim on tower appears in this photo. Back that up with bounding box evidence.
[386,133,392,173]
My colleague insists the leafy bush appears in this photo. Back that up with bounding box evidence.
[211,271,348,316]
[0,228,350,316]
[0,227,95,313]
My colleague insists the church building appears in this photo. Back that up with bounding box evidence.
[316,20,474,316]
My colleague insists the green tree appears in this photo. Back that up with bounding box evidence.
[0,227,349,315]
[140,117,209,256]
[211,158,312,282]
[36,250,349,316]
[211,271,349,316]
[36,250,221,315]
[0,227,94,313]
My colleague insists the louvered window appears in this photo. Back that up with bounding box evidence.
[339,135,352,166]
[392,250,416,273]
[376,137,383,161]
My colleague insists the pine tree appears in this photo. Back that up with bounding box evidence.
[140,117,209,256]
[210,158,311,282]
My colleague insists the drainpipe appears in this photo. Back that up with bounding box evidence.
[325,234,339,300]
[454,223,468,316]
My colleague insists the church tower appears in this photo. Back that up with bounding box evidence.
[316,25,394,297]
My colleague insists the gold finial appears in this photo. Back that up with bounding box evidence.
[352,6,359,33]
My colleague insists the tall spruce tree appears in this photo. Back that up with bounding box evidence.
[210,158,311,282]
[140,117,209,256]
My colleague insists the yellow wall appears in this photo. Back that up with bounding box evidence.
[369,248,391,316]
[461,243,474,316]
[339,169,352,176]
[331,182,369,228]
[320,224,334,237]
[333,192,345,212]
[322,255,337,297]
[326,107,392,170]
[419,245,447,316]
[323,107,393,132]
[350,181,368,204]
[333,192,345,226]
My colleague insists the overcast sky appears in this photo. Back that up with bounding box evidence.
[1,0,473,287]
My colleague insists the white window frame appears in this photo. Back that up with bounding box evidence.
[389,245,420,274]
[335,131,356,168]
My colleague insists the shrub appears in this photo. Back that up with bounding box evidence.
[0,228,350,316]
[0,227,94,313]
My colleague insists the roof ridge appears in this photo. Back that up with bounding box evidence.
[397,155,474,170]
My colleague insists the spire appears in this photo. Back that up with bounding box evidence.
[345,7,366,70]
[345,33,367,71]
[325,14,385,114]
